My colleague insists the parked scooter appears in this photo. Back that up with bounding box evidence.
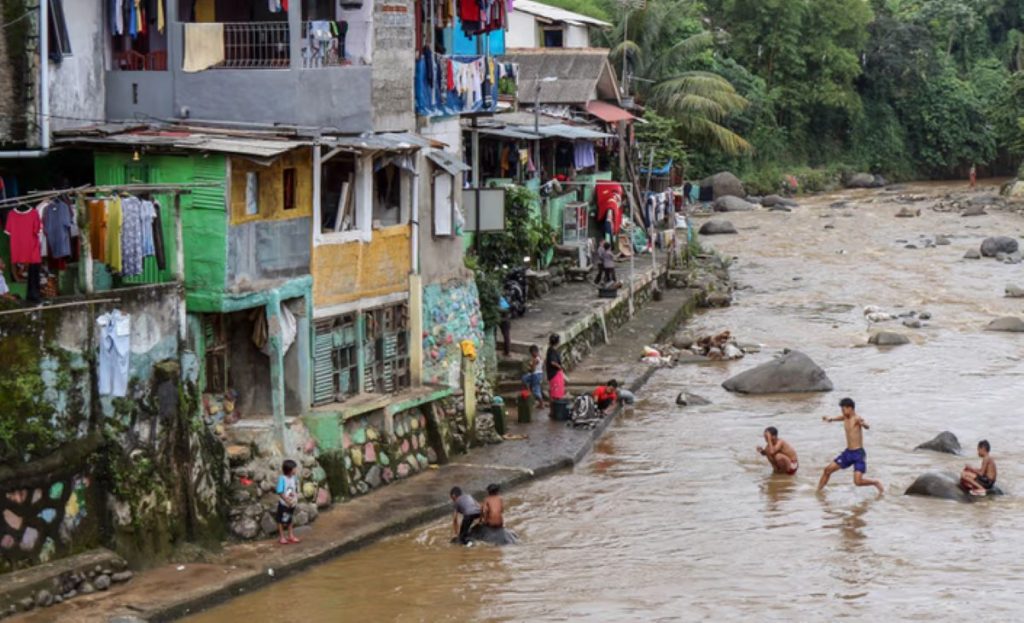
[502,256,530,318]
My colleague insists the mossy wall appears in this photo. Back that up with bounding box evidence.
[0,284,227,573]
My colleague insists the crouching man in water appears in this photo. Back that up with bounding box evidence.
[818,397,885,494]
[758,426,799,474]
[961,440,998,496]
[450,486,481,545]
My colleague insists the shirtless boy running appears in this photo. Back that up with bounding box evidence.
[758,426,799,474]
[818,397,885,494]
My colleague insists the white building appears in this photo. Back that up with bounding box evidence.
[506,0,611,49]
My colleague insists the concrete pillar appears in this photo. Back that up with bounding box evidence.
[265,293,287,450]
[462,356,476,437]
[409,273,423,386]
[288,1,302,70]
[295,293,313,410]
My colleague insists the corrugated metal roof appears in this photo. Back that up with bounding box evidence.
[56,132,308,157]
[426,149,472,175]
[532,124,612,139]
[56,124,442,155]
[513,0,611,27]
[476,127,543,140]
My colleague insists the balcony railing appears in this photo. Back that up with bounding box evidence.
[301,21,347,68]
[218,22,290,69]
[113,50,168,71]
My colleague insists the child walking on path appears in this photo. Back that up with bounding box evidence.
[522,345,546,409]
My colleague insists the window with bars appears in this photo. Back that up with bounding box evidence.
[312,303,410,405]
[313,313,360,405]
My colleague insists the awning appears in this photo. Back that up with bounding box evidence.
[532,124,613,140]
[426,149,471,175]
[476,127,543,140]
[586,101,635,124]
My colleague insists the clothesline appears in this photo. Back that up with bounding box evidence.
[0,183,219,209]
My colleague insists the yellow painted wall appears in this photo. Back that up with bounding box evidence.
[313,225,411,308]
[230,149,313,225]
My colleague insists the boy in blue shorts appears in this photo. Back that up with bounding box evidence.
[817,397,884,494]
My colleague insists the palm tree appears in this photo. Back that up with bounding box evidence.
[607,1,752,155]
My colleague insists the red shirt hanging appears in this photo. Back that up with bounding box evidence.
[5,208,42,263]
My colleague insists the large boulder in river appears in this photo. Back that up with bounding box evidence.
[868,331,910,346]
[701,172,745,199]
[722,350,833,394]
[915,431,961,454]
[466,525,519,545]
[980,236,1019,257]
[761,194,798,208]
[846,173,885,188]
[905,472,1004,502]
[713,196,757,213]
[985,317,1024,332]
[699,219,737,235]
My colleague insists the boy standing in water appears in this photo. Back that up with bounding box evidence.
[961,440,997,496]
[758,426,799,474]
[818,398,885,494]
[480,484,505,528]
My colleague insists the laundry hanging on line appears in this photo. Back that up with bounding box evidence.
[415,49,505,116]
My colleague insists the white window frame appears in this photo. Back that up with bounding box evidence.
[432,170,455,237]
[315,151,375,245]
[245,171,259,215]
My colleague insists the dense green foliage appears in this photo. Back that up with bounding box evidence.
[468,185,556,329]
[548,0,1024,181]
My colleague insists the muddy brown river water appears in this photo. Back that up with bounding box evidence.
[189,182,1024,622]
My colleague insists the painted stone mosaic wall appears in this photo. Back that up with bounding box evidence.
[422,279,486,387]
[1,473,99,574]
[339,408,436,497]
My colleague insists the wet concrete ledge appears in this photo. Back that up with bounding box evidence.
[14,286,699,623]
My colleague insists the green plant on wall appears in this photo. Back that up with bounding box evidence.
[476,185,556,270]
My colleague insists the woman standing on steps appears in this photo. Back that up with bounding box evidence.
[546,334,566,402]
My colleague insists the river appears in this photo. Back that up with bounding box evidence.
[189,182,1024,622]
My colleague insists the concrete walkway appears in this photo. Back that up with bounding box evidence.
[13,283,696,623]
[508,254,666,355]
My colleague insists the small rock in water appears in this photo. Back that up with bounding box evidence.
[94,575,111,591]
[964,249,981,259]
[895,207,920,218]
[919,311,932,320]
[986,317,1024,332]
[869,331,910,346]
[915,431,961,454]
[1005,286,1024,298]
[34,590,53,608]
[675,392,712,407]
[934,235,951,246]
[904,244,918,249]
[824,223,835,230]
[961,205,987,217]
[902,318,923,329]
[111,571,134,583]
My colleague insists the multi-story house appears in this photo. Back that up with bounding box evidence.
[5,0,511,480]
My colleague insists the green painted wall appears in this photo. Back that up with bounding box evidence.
[93,152,228,305]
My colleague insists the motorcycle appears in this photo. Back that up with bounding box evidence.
[502,256,530,318]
